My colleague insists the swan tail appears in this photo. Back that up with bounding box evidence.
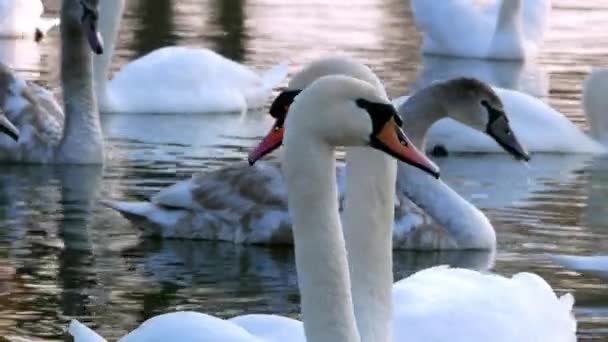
[68,320,107,342]
[244,61,289,110]
[260,61,290,91]
[102,199,154,221]
[583,68,608,145]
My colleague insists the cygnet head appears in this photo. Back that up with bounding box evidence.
[437,78,529,161]
[63,0,105,55]
[251,75,440,178]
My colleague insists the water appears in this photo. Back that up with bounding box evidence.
[0,0,607,340]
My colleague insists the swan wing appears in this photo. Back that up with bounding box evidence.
[392,266,576,341]
[69,320,108,342]
[107,47,283,113]
[550,254,608,279]
[229,314,305,342]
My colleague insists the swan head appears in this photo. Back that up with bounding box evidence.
[438,78,530,161]
[250,75,440,178]
[67,0,104,54]
[248,56,391,162]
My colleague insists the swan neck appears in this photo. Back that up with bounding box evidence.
[583,70,608,144]
[398,85,446,150]
[343,147,396,342]
[94,0,124,106]
[396,164,496,249]
[284,130,360,342]
[495,0,521,33]
[57,0,103,163]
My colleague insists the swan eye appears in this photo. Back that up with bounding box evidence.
[355,98,397,134]
[269,90,301,120]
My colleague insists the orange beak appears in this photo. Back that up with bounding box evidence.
[371,118,440,178]
[248,122,285,165]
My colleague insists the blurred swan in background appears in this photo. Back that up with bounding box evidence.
[408,68,608,155]
[0,0,59,41]
[411,0,551,60]
[0,0,105,163]
[412,54,549,98]
[94,0,288,114]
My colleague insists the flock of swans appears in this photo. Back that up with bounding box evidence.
[0,0,606,340]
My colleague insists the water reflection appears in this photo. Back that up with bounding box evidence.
[412,55,549,98]
[211,0,246,60]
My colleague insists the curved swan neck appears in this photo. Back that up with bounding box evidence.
[57,0,103,163]
[583,69,608,144]
[284,127,360,342]
[343,147,396,342]
[94,0,124,107]
[397,84,447,148]
[396,165,496,249]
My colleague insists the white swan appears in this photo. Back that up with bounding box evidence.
[93,0,288,114]
[0,0,104,163]
[411,0,551,60]
[0,0,59,41]
[550,254,608,279]
[71,75,575,342]
[104,56,529,250]
[421,68,608,155]
[69,74,437,342]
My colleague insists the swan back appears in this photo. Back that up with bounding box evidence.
[392,266,576,341]
[583,68,608,144]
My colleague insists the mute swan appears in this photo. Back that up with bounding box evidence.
[0,0,59,41]
[421,68,608,155]
[0,0,104,164]
[93,0,288,114]
[69,75,439,342]
[105,56,527,250]
[550,254,608,279]
[411,0,551,60]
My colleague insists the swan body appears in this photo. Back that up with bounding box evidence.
[411,0,551,60]
[0,0,104,164]
[94,0,288,114]
[422,69,608,155]
[550,254,608,279]
[0,0,59,41]
[106,57,530,250]
[69,266,576,342]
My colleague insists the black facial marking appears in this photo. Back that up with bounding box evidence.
[269,90,301,127]
[355,98,401,134]
[80,0,97,23]
[482,100,530,161]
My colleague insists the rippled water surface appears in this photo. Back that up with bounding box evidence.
[1,0,608,340]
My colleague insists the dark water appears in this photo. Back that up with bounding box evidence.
[1,0,607,340]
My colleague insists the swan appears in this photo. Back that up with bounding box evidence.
[93,0,289,114]
[421,68,608,155]
[69,74,438,342]
[104,56,528,250]
[411,0,551,60]
[71,75,576,342]
[0,0,104,164]
[0,0,59,41]
[549,254,608,279]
